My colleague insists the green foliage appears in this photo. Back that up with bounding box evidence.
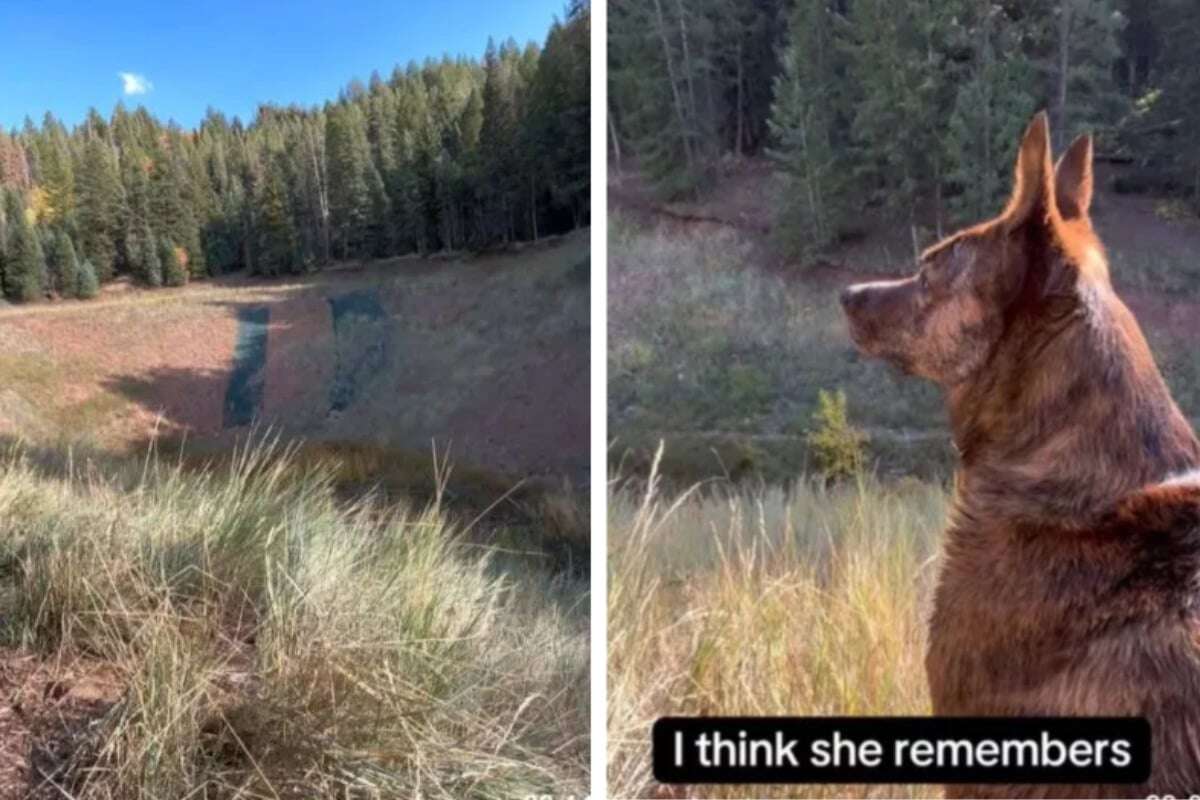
[806,388,869,481]
[0,21,590,300]
[326,103,374,259]
[610,0,781,197]
[1122,0,1200,210]
[256,153,301,275]
[74,127,122,280]
[128,219,163,287]
[160,238,188,287]
[44,228,80,297]
[767,0,850,253]
[612,0,1148,251]
[2,188,46,301]
[76,258,99,299]
[943,5,1038,222]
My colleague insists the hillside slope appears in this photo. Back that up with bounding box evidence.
[609,163,1200,483]
[0,232,590,482]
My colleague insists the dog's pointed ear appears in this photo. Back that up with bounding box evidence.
[1055,134,1093,220]
[1002,112,1056,230]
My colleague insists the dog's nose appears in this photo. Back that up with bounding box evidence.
[839,286,861,311]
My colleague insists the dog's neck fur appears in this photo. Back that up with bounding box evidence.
[947,251,1200,528]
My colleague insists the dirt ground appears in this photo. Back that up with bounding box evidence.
[0,231,590,483]
[0,651,122,798]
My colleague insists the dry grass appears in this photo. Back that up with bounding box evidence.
[607,215,949,483]
[607,449,946,799]
[0,436,588,798]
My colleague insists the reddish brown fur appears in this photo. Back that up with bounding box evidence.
[841,112,1200,797]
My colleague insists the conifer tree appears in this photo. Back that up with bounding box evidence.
[944,2,1038,222]
[257,153,300,275]
[325,104,372,259]
[2,190,47,301]
[76,259,99,299]
[74,125,122,280]
[0,30,588,301]
[137,220,163,286]
[36,112,75,224]
[767,0,850,252]
[161,238,188,286]
[45,228,81,298]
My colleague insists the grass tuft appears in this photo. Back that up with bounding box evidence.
[0,436,588,798]
[608,449,944,799]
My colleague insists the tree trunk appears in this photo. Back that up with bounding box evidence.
[798,114,824,244]
[1056,1,1072,151]
[675,0,699,147]
[652,0,694,171]
[735,39,745,158]
[307,124,331,264]
[608,104,623,178]
[530,173,539,240]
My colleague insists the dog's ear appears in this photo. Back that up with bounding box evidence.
[1055,134,1093,220]
[1002,111,1056,230]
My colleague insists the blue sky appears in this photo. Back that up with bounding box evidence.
[0,0,567,131]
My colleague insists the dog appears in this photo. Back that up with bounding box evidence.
[840,111,1200,798]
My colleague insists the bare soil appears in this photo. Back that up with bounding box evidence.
[0,652,122,799]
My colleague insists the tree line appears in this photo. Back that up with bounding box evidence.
[0,2,588,303]
[609,0,1200,254]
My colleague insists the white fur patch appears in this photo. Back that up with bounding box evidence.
[1160,469,1200,487]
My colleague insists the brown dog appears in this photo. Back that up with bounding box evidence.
[841,112,1200,798]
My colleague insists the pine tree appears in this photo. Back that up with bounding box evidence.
[480,39,517,242]
[0,32,586,298]
[1130,0,1200,207]
[35,112,75,224]
[138,220,163,286]
[767,0,851,253]
[1031,0,1125,150]
[256,153,300,275]
[944,2,1038,222]
[526,5,590,225]
[74,124,122,280]
[160,237,188,286]
[76,259,99,299]
[325,104,373,259]
[152,132,205,277]
[44,228,81,298]
[2,190,47,301]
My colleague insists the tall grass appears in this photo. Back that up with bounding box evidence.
[0,437,588,798]
[608,452,946,799]
[608,216,949,483]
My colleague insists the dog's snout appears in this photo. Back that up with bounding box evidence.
[840,285,864,312]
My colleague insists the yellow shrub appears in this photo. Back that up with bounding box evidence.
[806,388,868,480]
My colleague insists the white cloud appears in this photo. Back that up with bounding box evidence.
[118,72,153,96]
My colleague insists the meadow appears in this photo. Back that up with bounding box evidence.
[606,203,1200,798]
[0,436,588,798]
[0,237,590,797]
[608,453,942,798]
